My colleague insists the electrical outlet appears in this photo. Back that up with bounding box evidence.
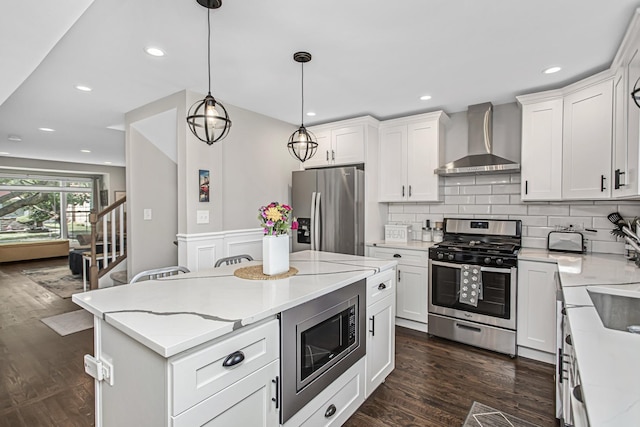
[143,209,152,220]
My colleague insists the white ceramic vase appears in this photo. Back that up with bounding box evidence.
[262,234,289,275]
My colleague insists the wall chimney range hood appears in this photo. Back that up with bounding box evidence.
[435,102,520,175]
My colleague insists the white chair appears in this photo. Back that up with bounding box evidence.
[214,254,254,268]
[129,266,190,284]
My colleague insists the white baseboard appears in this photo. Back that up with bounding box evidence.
[517,346,555,364]
[395,317,428,333]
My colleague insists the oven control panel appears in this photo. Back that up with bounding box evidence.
[429,248,517,268]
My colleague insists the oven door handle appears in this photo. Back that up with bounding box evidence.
[479,266,514,274]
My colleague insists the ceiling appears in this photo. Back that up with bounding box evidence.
[1,0,639,167]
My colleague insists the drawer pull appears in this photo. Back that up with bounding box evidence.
[573,385,584,404]
[378,283,387,290]
[324,404,337,418]
[393,254,402,258]
[222,350,245,368]
[565,334,572,346]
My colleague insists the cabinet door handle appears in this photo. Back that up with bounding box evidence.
[525,180,528,195]
[408,185,412,197]
[600,174,606,192]
[615,169,626,189]
[331,150,335,161]
[324,404,337,418]
[402,185,405,197]
[378,283,387,290]
[397,269,401,282]
[326,150,329,161]
[557,349,563,383]
[271,376,279,408]
[222,350,245,367]
[369,316,375,336]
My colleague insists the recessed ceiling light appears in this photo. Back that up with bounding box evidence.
[543,66,562,74]
[0,152,10,155]
[81,149,91,153]
[38,127,55,132]
[306,112,316,117]
[420,95,432,101]
[75,85,92,92]
[145,47,165,57]
[7,134,22,142]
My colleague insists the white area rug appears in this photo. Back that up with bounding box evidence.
[41,309,93,336]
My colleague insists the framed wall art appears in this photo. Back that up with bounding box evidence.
[199,169,210,202]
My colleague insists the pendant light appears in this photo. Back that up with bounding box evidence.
[186,0,231,145]
[287,52,318,162]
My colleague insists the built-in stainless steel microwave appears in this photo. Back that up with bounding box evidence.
[279,279,366,423]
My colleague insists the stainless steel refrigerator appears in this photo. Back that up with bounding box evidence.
[292,166,364,255]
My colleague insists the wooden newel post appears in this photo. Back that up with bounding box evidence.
[89,211,98,290]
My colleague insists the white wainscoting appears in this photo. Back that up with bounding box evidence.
[177,228,264,271]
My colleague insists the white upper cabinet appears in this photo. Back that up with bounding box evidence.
[562,79,613,199]
[378,111,448,202]
[305,117,376,168]
[520,98,564,201]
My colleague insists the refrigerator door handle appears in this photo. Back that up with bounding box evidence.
[310,192,317,250]
[314,192,321,250]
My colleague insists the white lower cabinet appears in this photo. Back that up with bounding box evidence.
[517,260,557,362]
[172,360,279,427]
[96,317,280,427]
[283,358,366,427]
[365,269,395,397]
[367,246,428,331]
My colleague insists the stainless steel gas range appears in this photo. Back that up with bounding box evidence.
[428,218,522,356]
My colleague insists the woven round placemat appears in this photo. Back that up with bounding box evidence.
[234,265,298,280]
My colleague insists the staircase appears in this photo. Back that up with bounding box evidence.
[87,197,127,290]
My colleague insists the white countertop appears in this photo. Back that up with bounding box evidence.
[519,248,640,426]
[72,251,396,358]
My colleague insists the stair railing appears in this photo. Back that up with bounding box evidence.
[88,197,127,290]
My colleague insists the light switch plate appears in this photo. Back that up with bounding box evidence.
[143,209,152,220]
[197,210,209,224]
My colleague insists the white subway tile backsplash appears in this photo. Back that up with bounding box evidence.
[522,237,548,249]
[460,185,492,195]
[444,195,475,205]
[384,172,640,255]
[476,195,510,204]
[388,204,404,213]
[591,240,626,254]
[429,204,459,214]
[459,205,491,215]
[492,183,520,194]
[475,174,511,185]
[527,205,570,216]
[443,186,460,195]
[492,204,527,215]
[548,216,592,229]
[404,204,430,214]
[444,176,476,186]
[569,205,613,217]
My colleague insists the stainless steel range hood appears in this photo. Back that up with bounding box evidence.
[435,102,520,175]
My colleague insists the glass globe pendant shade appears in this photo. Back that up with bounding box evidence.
[187,92,231,145]
[287,125,318,162]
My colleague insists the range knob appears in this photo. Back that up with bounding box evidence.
[495,258,504,266]
[437,252,444,260]
[484,257,492,264]
[447,254,455,261]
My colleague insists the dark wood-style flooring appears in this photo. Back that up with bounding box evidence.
[1,258,557,426]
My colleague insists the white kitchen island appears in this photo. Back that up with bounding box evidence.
[72,250,396,427]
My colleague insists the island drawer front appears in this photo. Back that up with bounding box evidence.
[366,269,395,306]
[171,360,279,427]
[171,318,279,416]
[293,358,365,427]
[369,247,428,267]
